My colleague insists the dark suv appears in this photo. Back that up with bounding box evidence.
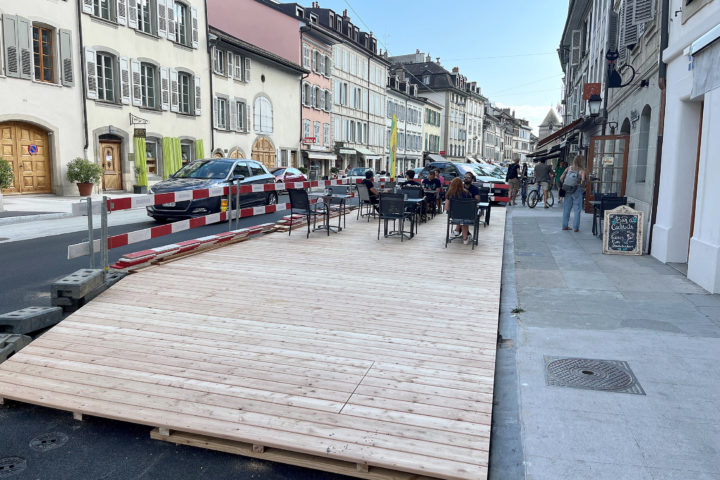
[146,158,277,222]
[419,162,509,203]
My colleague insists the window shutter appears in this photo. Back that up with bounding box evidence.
[169,68,178,111]
[191,7,199,48]
[326,91,332,112]
[302,45,309,68]
[234,54,242,79]
[117,0,128,25]
[301,83,306,105]
[119,56,131,104]
[312,50,316,72]
[194,74,201,115]
[607,10,619,53]
[320,55,325,75]
[130,58,142,106]
[246,102,251,132]
[160,66,169,110]
[84,47,98,99]
[213,96,219,129]
[128,0,138,29]
[229,100,238,131]
[319,88,325,110]
[622,0,638,47]
[326,56,331,76]
[59,29,74,86]
[157,0,167,38]
[310,86,316,108]
[244,57,250,82]
[17,17,32,80]
[632,0,654,25]
[166,0,176,42]
[83,0,93,14]
[2,15,19,78]
[227,53,233,79]
[570,29,581,66]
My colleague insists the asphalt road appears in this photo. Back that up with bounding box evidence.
[0,198,356,480]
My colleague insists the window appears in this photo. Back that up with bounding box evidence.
[146,139,159,176]
[140,63,156,108]
[323,123,330,146]
[325,90,331,112]
[236,101,246,131]
[96,53,115,102]
[33,26,54,83]
[302,44,310,68]
[254,96,272,134]
[314,121,320,143]
[216,97,227,129]
[138,0,154,34]
[303,119,311,138]
[213,49,225,75]
[178,71,191,114]
[93,0,112,20]
[180,141,193,166]
[175,2,190,46]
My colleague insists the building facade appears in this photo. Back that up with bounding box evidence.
[81,0,212,192]
[482,106,504,163]
[422,99,442,161]
[464,82,485,161]
[652,0,720,292]
[385,71,424,174]
[1,0,84,196]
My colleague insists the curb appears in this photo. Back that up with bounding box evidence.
[0,212,75,226]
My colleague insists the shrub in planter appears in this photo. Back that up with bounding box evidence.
[0,157,14,211]
[133,165,147,194]
[66,157,103,196]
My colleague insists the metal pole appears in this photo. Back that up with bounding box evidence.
[227,180,233,231]
[101,196,109,276]
[234,178,240,231]
[87,197,95,269]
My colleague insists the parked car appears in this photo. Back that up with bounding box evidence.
[419,161,510,203]
[146,158,277,222]
[345,167,372,183]
[271,167,307,191]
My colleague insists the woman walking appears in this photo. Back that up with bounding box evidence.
[560,155,586,232]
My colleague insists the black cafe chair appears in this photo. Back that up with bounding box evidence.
[378,193,414,242]
[356,183,376,221]
[446,198,480,250]
[593,195,626,236]
[288,188,328,238]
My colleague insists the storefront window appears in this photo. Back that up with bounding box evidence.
[146,139,159,176]
[181,141,193,166]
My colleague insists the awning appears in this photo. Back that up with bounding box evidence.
[426,153,447,163]
[304,151,337,161]
[356,146,382,160]
[527,144,562,158]
[537,118,583,149]
[691,36,720,99]
[339,148,356,155]
[465,156,479,164]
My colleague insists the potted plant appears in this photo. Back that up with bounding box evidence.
[0,157,14,212]
[66,157,102,196]
[133,165,147,194]
[298,166,308,175]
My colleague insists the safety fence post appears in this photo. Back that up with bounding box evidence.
[234,178,240,231]
[101,196,109,276]
[87,197,95,269]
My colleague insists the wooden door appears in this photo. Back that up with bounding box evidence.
[0,122,51,194]
[100,141,123,191]
[251,137,276,170]
[585,135,629,212]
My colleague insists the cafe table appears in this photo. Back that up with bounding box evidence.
[309,192,352,233]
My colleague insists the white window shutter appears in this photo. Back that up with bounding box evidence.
[234,54,242,78]
[326,56,331,76]
[622,0,638,47]
[83,0,94,14]
[301,82,306,105]
[327,91,332,112]
[213,96,219,129]
[59,29,74,86]
[130,58,142,106]
[244,57,250,82]
[2,15,19,78]
[17,17,32,80]
[160,66,170,110]
[194,74,201,115]
[319,88,325,110]
[169,68,179,112]
[191,7,199,48]
[570,29,582,66]
[229,100,238,131]
[227,53,233,79]
[128,0,138,29]
[117,0,128,25]
[84,47,98,99]
[246,102,251,132]
[312,50,316,72]
[157,0,167,38]
[166,0,176,42]
[607,10,619,52]
[310,86,316,108]
[320,55,325,75]
[632,0,654,25]
[119,56,131,104]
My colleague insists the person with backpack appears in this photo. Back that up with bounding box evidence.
[560,155,587,232]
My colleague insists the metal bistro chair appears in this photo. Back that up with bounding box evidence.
[594,195,626,236]
[326,185,348,230]
[356,183,376,221]
[446,198,480,250]
[288,188,328,238]
[378,193,414,242]
[401,186,424,233]
[477,186,491,227]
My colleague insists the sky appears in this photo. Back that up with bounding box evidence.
[311,0,569,134]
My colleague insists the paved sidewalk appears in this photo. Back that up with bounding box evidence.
[506,204,720,480]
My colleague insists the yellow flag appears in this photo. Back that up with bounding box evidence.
[390,114,398,178]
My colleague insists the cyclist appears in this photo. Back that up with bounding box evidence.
[533,159,554,208]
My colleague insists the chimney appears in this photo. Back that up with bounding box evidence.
[343,9,348,18]
[426,54,431,62]
[416,49,420,54]
[436,57,441,65]
[452,66,459,73]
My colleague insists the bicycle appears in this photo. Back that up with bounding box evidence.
[527,181,554,209]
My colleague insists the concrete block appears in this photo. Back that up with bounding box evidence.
[0,306,63,335]
[51,269,104,299]
[0,334,32,363]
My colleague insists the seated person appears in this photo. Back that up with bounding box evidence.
[400,169,422,187]
[444,177,473,245]
[361,170,380,211]
[422,169,443,213]
[463,172,481,201]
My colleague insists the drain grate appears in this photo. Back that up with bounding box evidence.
[544,356,645,395]
[29,432,69,452]
[0,457,27,478]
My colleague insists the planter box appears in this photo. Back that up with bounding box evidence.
[133,185,148,194]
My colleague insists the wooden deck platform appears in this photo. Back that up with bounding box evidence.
[0,208,506,480]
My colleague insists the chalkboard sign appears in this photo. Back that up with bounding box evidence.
[603,205,643,255]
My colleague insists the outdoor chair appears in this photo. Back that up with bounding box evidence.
[378,193,414,242]
[356,183,376,221]
[326,185,348,229]
[401,186,424,232]
[593,195,627,236]
[477,186,491,227]
[288,188,328,238]
[446,198,480,250]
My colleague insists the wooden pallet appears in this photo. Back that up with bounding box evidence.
[0,208,506,480]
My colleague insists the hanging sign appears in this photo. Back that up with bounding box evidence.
[134,128,146,138]
[603,205,643,255]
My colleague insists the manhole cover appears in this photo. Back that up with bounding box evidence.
[0,457,27,478]
[29,432,69,452]
[544,356,645,395]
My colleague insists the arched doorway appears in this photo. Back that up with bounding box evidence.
[0,121,52,194]
[251,137,276,170]
[213,149,224,158]
[228,147,245,159]
[99,133,123,191]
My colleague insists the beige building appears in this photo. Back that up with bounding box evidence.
[81,0,212,192]
[1,0,84,196]
[422,98,443,161]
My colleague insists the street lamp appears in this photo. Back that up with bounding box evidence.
[588,94,603,117]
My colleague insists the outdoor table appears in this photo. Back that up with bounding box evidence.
[423,189,441,217]
[404,197,424,236]
[309,193,351,233]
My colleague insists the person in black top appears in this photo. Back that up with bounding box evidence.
[361,170,379,211]
[400,169,422,187]
[464,172,481,200]
[422,170,443,212]
[505,158,521,206]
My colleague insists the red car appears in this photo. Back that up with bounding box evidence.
[271,167,307,186]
